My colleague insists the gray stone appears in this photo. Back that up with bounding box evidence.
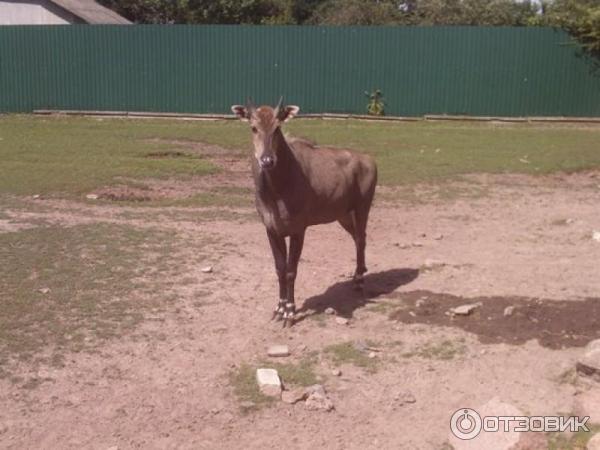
[335,317,349,325]
[450,303,482,316]
[86,194,98,200]
[503,306,515,317]
[201,266,213,273]
[256,368,281,397]
[267,345,290,357]
[37,287,50,294]
[331,369,342,377]
[433,233,444,240]
[415,299,426,307]
[577,348,600,380]
[281,388,308,405]
[424,258,445,269]
[394,391,416,406]
[324,307,336,315]
[304,385,334,412]
[587,339,600,352]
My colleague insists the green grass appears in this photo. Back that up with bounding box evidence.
[229,364,277,411]
[0,223,183,368]
[229,356,318,411]
[1,115,600,198]
[324,341,379,372]
[402,339,466,361]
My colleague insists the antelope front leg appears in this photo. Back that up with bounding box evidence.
[283,230,306,327]
[266,229,287,321]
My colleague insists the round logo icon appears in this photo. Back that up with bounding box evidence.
[450,408,482,440]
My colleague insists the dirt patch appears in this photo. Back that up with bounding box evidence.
[390,290,600,349]
[2,170,600,449]
[96,185,154,202]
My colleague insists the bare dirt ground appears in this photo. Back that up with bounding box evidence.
[1,167,600,449]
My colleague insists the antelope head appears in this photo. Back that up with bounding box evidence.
[231,97,299,170]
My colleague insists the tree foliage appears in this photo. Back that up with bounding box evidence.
[537,0,600,54]
[98,0,600,53]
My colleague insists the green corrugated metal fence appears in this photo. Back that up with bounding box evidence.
[0,25,599,116]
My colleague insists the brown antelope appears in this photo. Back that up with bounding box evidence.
[231,99,377,327]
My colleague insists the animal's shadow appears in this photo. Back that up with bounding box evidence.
[296,268,419,322]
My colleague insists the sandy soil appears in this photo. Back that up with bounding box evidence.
[1,170,600,450]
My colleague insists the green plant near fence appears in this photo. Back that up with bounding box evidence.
[0,25,599,117]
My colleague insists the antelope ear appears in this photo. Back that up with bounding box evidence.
[278,105,299,123]
[231,105,250,121]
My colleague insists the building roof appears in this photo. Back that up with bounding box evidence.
[50,0,131,24]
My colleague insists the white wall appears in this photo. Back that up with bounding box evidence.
[0,0,72,24]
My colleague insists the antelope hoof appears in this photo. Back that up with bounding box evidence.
[271,300,286,321]
[282,303,296,328]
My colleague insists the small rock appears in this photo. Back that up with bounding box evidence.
[256,368,282,397]
[423,259,445,269]
[304,385,334,412]
[394,391,416,405]
[577,342,600,380]
[201,266,213,273]
[368,352,376,359]
[281,388,308,405]
[267,345,290,357]
[503,306,515,317]
[587,339,600,352]
[433,233,444,240]
[565,218,575,224]
[324,307,336,315]
[37,287,51,294]
[419,233,427,238]
[297,344,308,352]
[409,311,416,317]
[415,299,426,308]
[240,401,255,409]
[32,194,40,199]
[412,241,424,247]
[353,340,368,352]
[331,369,342,377]
[86,194,98,200]
[450,303,482,316]
[106,447,119,450]
[593,231,600,243]
[587,433,600,450]
[335,317,349,325]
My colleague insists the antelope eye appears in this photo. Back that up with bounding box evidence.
[251,126,258,134]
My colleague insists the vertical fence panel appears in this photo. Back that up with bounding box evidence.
[0,25,599,116]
